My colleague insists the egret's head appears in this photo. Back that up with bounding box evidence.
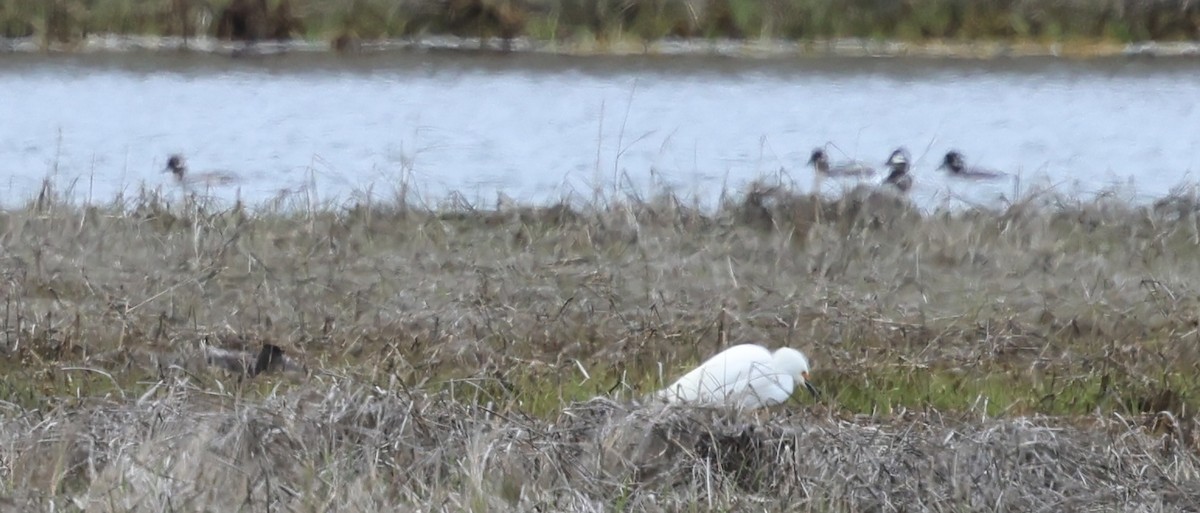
[939,150,964,173]
[773,347,819,398]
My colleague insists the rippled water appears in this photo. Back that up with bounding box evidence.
[1,51,1198,210]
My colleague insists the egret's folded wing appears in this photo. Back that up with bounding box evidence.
[658,345,775,404]
[743,372,796,407]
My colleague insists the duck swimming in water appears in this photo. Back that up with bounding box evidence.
[882,148,913,193]
[937,150,1005,180]
[163,154,239,187]
[807,148,875,178]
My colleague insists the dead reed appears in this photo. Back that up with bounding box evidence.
[5,384,1199,511]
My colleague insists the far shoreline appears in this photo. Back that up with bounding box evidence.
[3,33,1200,61]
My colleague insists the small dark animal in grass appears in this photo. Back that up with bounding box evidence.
[807,148,875,178]
[215,0,267,41]
[442,0,526,50]
[253,343,286,376]
[332,31,362,53]
[215,0,302,41]
[882,148,914,193]
[938,150,1006,180]
[163,154,238,187]
[201,342,296,377]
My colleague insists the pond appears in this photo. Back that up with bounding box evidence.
[1,50,1198,210]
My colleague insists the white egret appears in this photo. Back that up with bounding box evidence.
[655,344,819,409]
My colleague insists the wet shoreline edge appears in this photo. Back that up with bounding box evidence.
[3,33,1200,60]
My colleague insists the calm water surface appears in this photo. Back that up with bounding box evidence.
[1,51,1198,210]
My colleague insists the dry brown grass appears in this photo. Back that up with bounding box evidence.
[5,386,1200,511]
[4,177,1200,510]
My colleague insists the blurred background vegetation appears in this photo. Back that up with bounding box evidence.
[1,0,1197,49]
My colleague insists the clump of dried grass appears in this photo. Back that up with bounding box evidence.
[3,382,1199,511]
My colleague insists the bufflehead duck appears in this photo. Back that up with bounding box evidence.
[163,154,238,186]
[938,150,1004,180]
[882,148,913,193]
[807,148,875,178]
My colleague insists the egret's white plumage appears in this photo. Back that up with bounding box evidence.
[656,344,818,409]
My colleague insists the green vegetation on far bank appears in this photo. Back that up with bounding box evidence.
[1,0,1198,51]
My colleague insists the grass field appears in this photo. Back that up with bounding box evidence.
[2,0,1198,51]
[2,175,1200,510]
